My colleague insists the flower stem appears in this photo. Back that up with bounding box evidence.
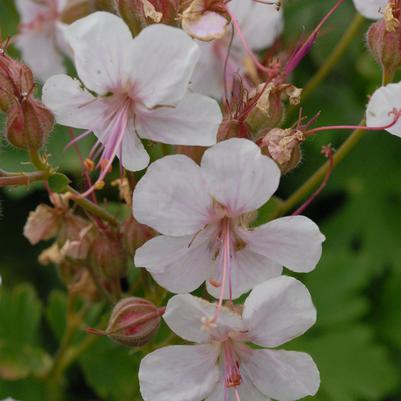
[301,13,365,102]
[0,170,49,186]
[271,126,365,218]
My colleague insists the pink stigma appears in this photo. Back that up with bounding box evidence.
[223,341,242,400]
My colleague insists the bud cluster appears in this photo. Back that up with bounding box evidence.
[0,47,53,150]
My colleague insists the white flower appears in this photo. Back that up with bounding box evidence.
[133,138,325,299]
[42,12,222,185]
[353,0,387,19]
[15,0,69,82]
[139,276,320,401]
[366,82,401,137]
[190,0,283,98]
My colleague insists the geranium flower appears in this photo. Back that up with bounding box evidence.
[42,12,222,191]
[139,276,320,401]
[133,138,325,300]
[190,0,283,98]
[366,82,401,137]
[353,0,388,19]
[15,0,69,82]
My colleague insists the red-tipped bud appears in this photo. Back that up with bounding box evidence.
[88,297,164,347]
[88,231,127,279]
[367,2,401,79]
[6,98,54,150]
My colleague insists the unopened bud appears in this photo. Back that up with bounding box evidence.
[6,98,54,150]
[87,297,164,347]
[60,0,92,23]
[367,3,401,79]
[89,232,127,278]
[261,128,304,174]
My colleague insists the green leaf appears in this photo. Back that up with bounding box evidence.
[78,337,141,401]
[48,173,71,193]
[292,326,398,401]
[45,290,68,342]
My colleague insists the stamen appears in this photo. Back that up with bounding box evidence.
[223,341,242,389]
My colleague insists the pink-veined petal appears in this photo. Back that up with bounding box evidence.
[366,83,401,138]
[201,138,280,215]
[206,247,282,300]
[242,349,320,400]
[164,294,244,343]
[42,74,106,130]
[246,215,325,273]
[135,92,221,146]
[129,24,200,107]
[139,344,220,401]
[65,12,133,94]
[15,0,46,22]
[243,276,316,348]
[134,229,215,294]
[133,155,213,236]
[353,0,387,19]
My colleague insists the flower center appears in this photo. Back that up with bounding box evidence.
[222,341,242,389]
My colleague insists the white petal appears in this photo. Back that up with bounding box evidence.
[190,40,226,98]
[246,215,325,273]
[242,349,320,400]
[183,11,228,41]
[228,0,283,50]
[66,12,133,94]
[139,344,220,401]
[135,92,221,146]
[134,229,215,294]
[164,294,244,343]
[129,24,200,107]
[366,83,401,138]
[133,155,212,236]
[42,74,105,130]
[243,276,316,348]
[353,0,387,19]
[206,246,282,300]
[120,123,150,171]
[15,31,65,82]
[201,138,280,215]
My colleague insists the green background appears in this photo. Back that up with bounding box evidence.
[1,0,401,400]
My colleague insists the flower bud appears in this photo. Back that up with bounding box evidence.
[6,98,54,150]
[367,2,401,79]
[88,297,164,347]
[88,232,127,279]
[60,0,92,24]
[260,128,304,174]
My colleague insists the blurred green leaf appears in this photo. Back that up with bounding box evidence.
[78,337,141,401]
[48,173,70,193]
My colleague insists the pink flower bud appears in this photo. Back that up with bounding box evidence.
[122,217,155,255]
[88,297,164,347]
[367,2,401,78]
